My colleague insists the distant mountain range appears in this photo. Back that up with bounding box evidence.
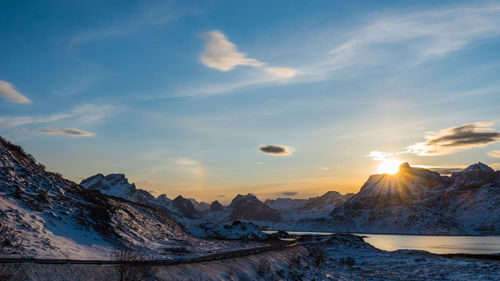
[79,163,500,235]
[2,136,499,243]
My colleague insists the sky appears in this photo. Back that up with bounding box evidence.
[1,0,500,203]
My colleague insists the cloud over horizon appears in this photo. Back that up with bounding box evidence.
[38,128,95,137]
[427,166,465,176]
[407,122,500,156]
[200,30,296,78]
[259,144,293,156]
[282,191,298,196]
[488,150,500,158]
[0,81,31,104]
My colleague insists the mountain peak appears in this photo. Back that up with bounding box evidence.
[174,195,186,201]
[461,162,494,173]
[209,200,224,211]
[229,193,280,221]
[157,194,170,202]
[230,193,259,206]
[399,162,411,170]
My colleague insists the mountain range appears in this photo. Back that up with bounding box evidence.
[79,161,500,235]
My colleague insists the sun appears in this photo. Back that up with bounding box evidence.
[377,158,403,174]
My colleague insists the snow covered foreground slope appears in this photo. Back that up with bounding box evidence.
[18,233,500,281]
[0,137,253,258]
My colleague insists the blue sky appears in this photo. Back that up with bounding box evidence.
[1,0,500,203]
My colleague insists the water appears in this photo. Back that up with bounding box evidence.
[263,231,500,254]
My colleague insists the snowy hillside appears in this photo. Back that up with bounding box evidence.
[0,137,259,258]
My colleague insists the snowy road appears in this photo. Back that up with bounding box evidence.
[0,240,297,266]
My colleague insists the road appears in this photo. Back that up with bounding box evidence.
[0,240,298,266]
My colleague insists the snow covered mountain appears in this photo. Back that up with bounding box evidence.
[328,162,500,234]
[442,163,500,233]
[229,193,281,222]
[80,174,205,223]
[80,173,157,206]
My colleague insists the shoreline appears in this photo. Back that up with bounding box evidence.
[264,230,500,237]
[440,253,500,261]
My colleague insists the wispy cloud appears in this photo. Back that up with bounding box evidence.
[488,150,500,158]
[264,67,297,78]
[38,128,95,137]
[259,144,293,156]
[367,150,399,161]
[69,1,196,49]
[200,30,296,78]
[321,3,500,74]
[176,157,199,166]
[407,122,500,156]
[0,104,114,130]
[282,191,298,196]
[0,81,31,104]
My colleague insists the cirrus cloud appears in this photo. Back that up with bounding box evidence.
[38,128,95,137]
[0,81,31,104]
[259,144,293,156]
[407,122,500,156]
[264,67,297,78]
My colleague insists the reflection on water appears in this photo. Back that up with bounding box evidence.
[263,231,500,254]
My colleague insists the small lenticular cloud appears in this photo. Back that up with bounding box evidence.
[259,144,293,156]
[282,192,298,196]
[407,122,500,156]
